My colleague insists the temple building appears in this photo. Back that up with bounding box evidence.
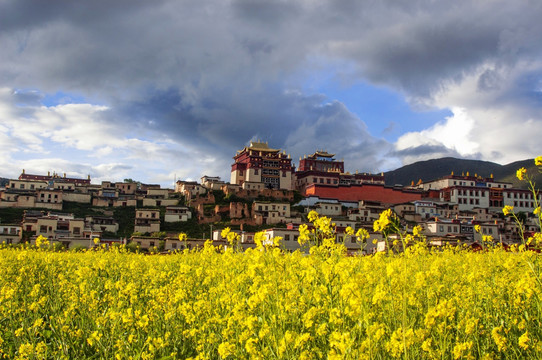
[295,151,385,195]
[418,173,539,212]
[230,141,294,190]
[18,169,91,186]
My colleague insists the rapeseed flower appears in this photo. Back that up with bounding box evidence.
[503,205,514,216]
[1,214,542,359]
[516,167,527,180]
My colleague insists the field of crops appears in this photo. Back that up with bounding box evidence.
[1,158,541,359]
[1,242,541,359]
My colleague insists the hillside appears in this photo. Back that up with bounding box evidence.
[384,157,541,189]
[0,177,8,187]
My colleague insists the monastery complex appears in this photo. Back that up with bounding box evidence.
[1,141,540,252]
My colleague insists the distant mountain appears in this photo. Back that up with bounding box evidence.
[384,157,541,189]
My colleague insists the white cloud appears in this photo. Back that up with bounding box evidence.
[396,107,478,157]
[0,89,199,184]
[394,59,542,165]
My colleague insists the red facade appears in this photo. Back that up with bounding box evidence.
[304,183,423,205]
[19,172,91,186]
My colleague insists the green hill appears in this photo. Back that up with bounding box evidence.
[384,157,541,189]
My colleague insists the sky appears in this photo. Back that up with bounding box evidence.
[1,0,542,187]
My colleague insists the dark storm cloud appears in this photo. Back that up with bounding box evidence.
[324,1,542,97]
[0,0,159,32]
[1,0,542,175]
[232,0,300,26]
[3,1,541,96]
[112,87,389,169]
[12,89,42,106]
[3,0,541,99]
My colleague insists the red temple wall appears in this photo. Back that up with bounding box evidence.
[304,184,423,204]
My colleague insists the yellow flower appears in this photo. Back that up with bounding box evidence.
[18,343,35,358]
[345,226,354,235]
[93,237,100,245]
[254,231,265,248]
[298,224,310,245]
[226,231,239,246]
[218,342,235,358]
[355,228,369,242]
[503,205,514,216]
[474,225,481,233]
[483,235,493,244]
[178,233,187,242]
[413,225,423,237]
[308,210,319,222]
[373,209,393,232]
[87,331,102,346]
[35,235,49,248]
[221,227,231,239]
[421,338,432,352]
[534,207,540,215]
[535,155,542,166]
[491,326,507,352]
[453,341,473,359]
[516,167,527,181]
[519,331,530,350]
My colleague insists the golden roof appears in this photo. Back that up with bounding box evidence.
[246,141,279,152]
[309,150,335,158]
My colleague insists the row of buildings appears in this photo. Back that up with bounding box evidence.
[230,141,538,214]
[1,140,540,251]
[0,171,194,247]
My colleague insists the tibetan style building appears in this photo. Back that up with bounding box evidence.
[230,141,294,190]
[295,151,385,195]
[18,169,91,186]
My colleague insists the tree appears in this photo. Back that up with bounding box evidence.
[123,179,142,189]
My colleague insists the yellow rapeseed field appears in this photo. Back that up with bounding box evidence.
[0,158,541,359]
[1,242,542,359]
